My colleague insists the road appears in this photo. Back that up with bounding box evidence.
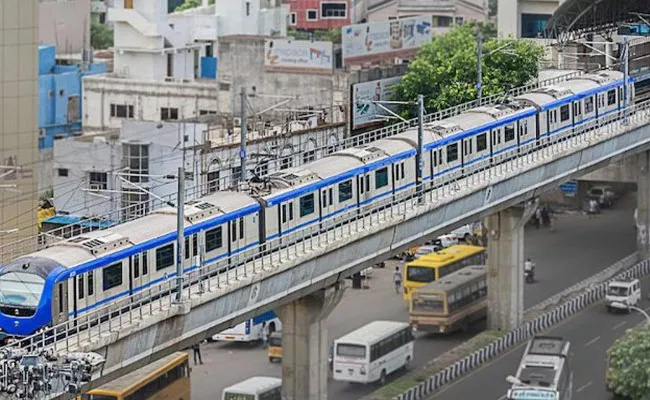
[428,273,650,400]
[190,195,636,400]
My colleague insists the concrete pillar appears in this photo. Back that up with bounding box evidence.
[605,40,614,69]
[487,204,532,331]
[637,152,650,258]
[497,0,519,38]
[279,283,345,400]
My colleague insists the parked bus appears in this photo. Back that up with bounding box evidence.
[333,321,414,384]
[81,352,190,400]
[211,311,281,342]
[268,332,282,363]
[506,336,572,400]
[221,377,281,400]
[403,244,486,301]
[409,265,487,334]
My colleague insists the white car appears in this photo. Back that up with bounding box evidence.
[432,234,458,248]
[587,185,616,208]
[450,225,474,241]
[414,245,439,258]
[605,278,641,312]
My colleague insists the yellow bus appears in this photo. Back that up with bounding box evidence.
[409,265,487,334]
[81,352,191,400]
[402,244,486,301]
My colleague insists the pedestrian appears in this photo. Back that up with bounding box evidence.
[588,199,598,219]
[192,342,203,365]
[261,322,269,349]
[534,208,542,229]
[393,266,402,294]
[541,207,550,227]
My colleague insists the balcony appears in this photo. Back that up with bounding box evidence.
[108,8,185,48]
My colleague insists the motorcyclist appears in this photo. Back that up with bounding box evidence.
[524,258,535,282]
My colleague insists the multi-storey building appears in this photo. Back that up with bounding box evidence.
[286,0,353,30]
[498,0,565,39]
[367,0,486,29]
[39,0,91,54]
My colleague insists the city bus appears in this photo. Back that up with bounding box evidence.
[409,265,487,334]
[333,321,414,385]
[221,376,281,400]
[403,244,486,301]
[81,352,190,400]
[211,311,281,342]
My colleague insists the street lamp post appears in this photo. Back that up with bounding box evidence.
[611,302,650,323]
[476,32,483,104]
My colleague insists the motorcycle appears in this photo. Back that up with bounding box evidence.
[525,267,535,283]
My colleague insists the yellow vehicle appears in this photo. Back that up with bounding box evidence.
[268,331,282,363]
[403,244,486,301]
[81,352,190,400]
[409,265,487,333]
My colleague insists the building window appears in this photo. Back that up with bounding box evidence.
[433,16,452,27]
[454,16,464,25]
[89,171,108,190]
[110,104,134,119]
[231,166,242,182]
[199,109,217,116]
[303,150,316,164]
[306,9,318,21]
[124,0,133,9]
[122,189,149,221]
[123,144,149,183]
[67,96,80,122]
[57,168,69,177]
[102,263,123,291]
[521,14,551,38]
[300,194,315,217]
[321,3,346,19]
[156,244,175,271]
[246,1,250,16]
[256,162,268,177]
[207,170,220,193]
[280,156,293,170]
[161,107,179,121]
[289,12,297,25]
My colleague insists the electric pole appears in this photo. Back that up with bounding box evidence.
[417,94,425,204]
[477,31,483,104]
[240,87,248,184]
[622,39,630,124]
[175,166,185,302]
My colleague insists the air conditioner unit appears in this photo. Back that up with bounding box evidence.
[233,117,242,127]
[89,184,103,191]
[164,77,175,82]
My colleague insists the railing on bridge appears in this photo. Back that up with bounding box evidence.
[0,70,584,264]
[8,97,650,358]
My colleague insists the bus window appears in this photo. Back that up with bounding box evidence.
[407,266,435,283]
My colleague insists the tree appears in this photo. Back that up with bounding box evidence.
[91,21,113,50]
[174,0,214,12]
[488,0,498,18]
[607,326,650,400]
[394,23,544,117]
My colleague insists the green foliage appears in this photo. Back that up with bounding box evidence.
[287,28,342,44]
[394,23,544,117]
[174,0,214,12]
[90,21,113,50]
[488,0,498,17]
[607,326,650,399]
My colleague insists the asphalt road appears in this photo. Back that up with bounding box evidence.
[428,274,650,400]
[189,195,636,400]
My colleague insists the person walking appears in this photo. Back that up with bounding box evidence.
[261,322,269,349]
[534,208,542,229]
[393,266,402,294]
[192,342,203,365]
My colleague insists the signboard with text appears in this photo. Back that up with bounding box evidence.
[264,39,333,74]
[342,16,433,65]
[351,76,402,129]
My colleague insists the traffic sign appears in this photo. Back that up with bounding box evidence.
[559,181,577,197]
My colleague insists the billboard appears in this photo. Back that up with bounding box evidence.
[264,39,333,73]
[351,76,402,129]
[342,16,432,65]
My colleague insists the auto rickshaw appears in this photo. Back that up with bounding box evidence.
[268,331,282,363]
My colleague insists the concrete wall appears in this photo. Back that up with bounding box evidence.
[0,0,39,244]
[39,0,91,54]
[579,157,638,184]
[368,0,485,22]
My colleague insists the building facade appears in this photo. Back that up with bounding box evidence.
[286,0,352,30]
[0,0,40,244]
[367,0,486,28]
[497,0,566,38]
[39,0,91,54]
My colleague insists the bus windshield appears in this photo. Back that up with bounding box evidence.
[407,266,435,283]
[0,272,45,307]
[336,344,366,359]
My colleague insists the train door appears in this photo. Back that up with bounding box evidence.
[183,234,199,272]
[490,127,502,162]
[130,254,144,296]
[573,100,583,125]
[279,201,296,240]
[52,281,69,324]
[229,217,247,260]
[461,137,473,173]
[320,186,335,223]
[357,173,371,206]
[430,148,444,181]
[85,270,96,311]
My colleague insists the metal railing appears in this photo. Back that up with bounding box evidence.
[0,70,586,263]
[6,97,650,358]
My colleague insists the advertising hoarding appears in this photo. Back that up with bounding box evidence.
[351,76,402,129]
[342,16,432,65]
[264,39,333,73]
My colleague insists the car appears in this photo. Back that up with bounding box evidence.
[414,245,439,259]
[429,234,458,249]
[450,224,474,242]
[587,185,616,208]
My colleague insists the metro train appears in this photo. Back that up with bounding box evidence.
[0,70,633,339]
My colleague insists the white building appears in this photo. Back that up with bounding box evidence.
[53,119,346,220]
[367,0,486,28]
[497,0,566,39]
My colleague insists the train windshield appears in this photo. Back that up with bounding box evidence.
[0,272,45,308]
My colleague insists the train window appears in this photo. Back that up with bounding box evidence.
[339,180,353,202]
[192,234,198,257]
[282,204,287,223]
[322,190,327,207]
[184,236,190,260]
[78,275,84,299]
[365,175,370,192]
[359,176,365,194]
[142,252,149,276]
[607,89,616,105]
[289,203,294,220]
[560,105,570,122]
[447,143,458,162]
[239,218,244,240]
[300,194,315,217]
[400,163,405,179]
[88,272,94,296]
[433,150,438,167]
[205,227,223,251]
[585,97,594,113]
[156,244,175,271]
[102,263,123,291]
[134,254,140,278]
[329,188,333,206]
[476,133,487,151]
[375,167,389,189]
[231,221,237,242]
[58,284,64,313]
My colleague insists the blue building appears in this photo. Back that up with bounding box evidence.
[38,45,106,149]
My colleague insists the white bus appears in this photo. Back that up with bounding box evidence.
[333,320,415,384]
[221,376,281,400]
[211,311,282,342]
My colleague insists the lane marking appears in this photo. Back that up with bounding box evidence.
[496,395,506,400]
[576,381,593,392]
[612,321,627,330]
[584,336,600,347]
